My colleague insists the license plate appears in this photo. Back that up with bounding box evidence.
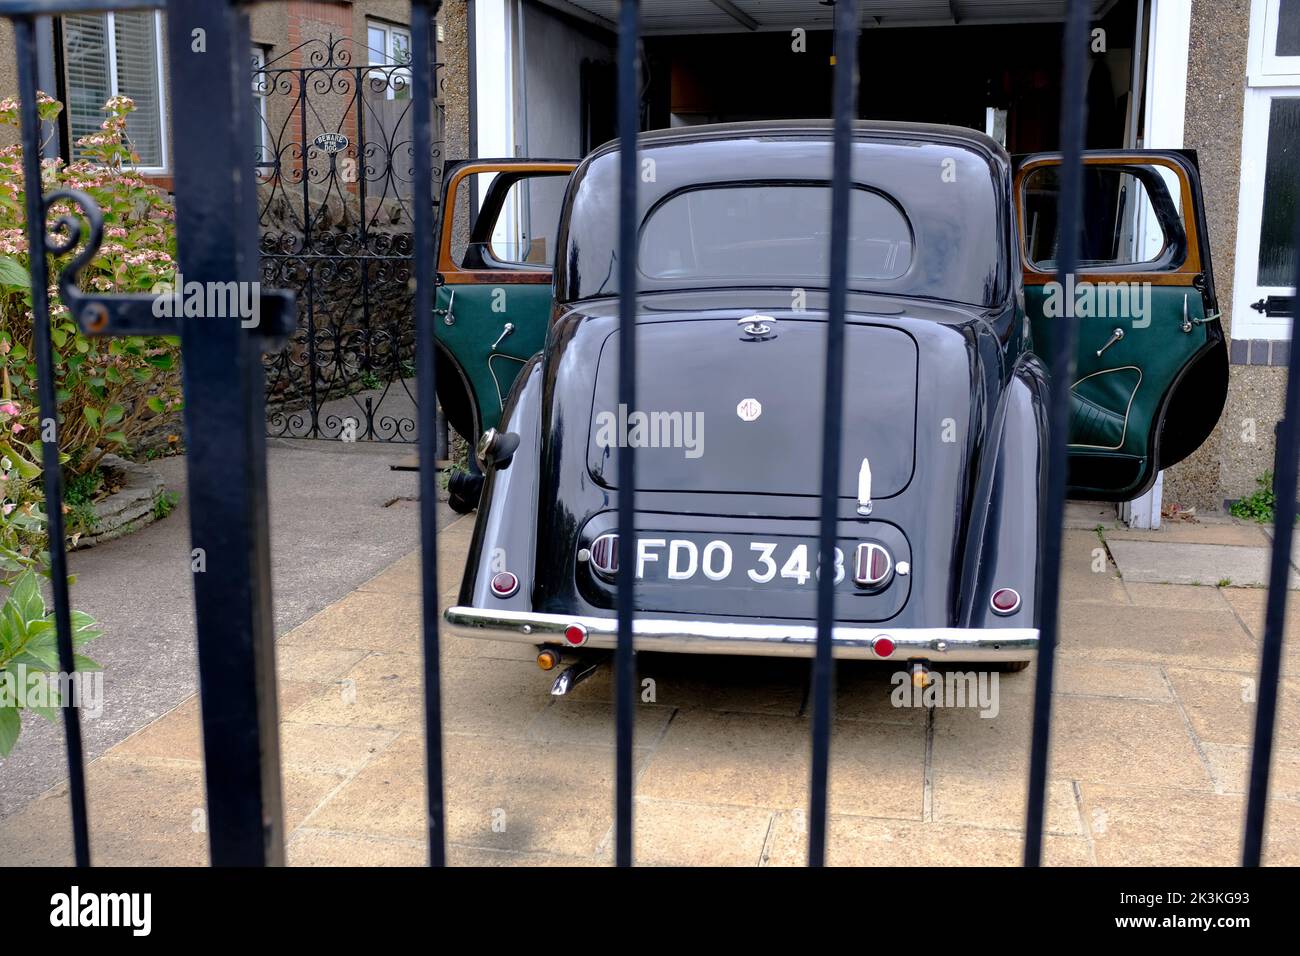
[631,535,846,588]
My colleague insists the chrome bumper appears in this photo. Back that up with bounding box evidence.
[443,606,1038,662]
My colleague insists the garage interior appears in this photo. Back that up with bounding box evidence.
[528,0,1147,155]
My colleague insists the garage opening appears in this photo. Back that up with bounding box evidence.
[500,0,1152,159]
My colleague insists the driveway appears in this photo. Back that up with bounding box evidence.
[0,437,451,817]
[2,507,1297,865]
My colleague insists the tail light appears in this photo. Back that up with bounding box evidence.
[853,541,893,590]
[991,587,1021,615]
[490,571,519,598]
[872,635,895,658]
[564,623,589,647]
[588,532,619,579]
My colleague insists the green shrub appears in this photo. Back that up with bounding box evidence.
[1230,471,1277,524]
[0,92,182,482]
[0,570,101,756]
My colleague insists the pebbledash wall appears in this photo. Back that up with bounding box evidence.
[1172,0,1288,512]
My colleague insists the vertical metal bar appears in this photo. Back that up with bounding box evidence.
[13,13,90,868]
[411,0,447,867]
[807,0,857,868]
[1023,0,1089,866]
[297,61,319,438]
[1242,180,1300,869]
[614,0,640,868]
[165,0,283,865]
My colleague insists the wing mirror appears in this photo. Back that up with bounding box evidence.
[476,427,520,469]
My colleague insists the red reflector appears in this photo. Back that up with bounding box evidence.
[991,587,1021,615]
[490,571,519,598]
[872,635,895,658]
[564,623,588,646]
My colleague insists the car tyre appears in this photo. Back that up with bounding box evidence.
[996,660,1032,673]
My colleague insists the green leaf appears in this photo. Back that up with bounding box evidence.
[0,256,32,291]
[104,431,127,445]
[82,406,100,429]
[0,706,19,757]
[146,397,165,414]
[145,353,173,370]
[9,571,43,626]
[10,647,59,671]
[103,404,125,426]
[0,441,41,480]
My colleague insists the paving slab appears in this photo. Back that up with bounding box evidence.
[1056,602,1259,671]
[763,810,1093,867]
[1079,782,1300,866]
[1108,522,1273,547]
[1106,538,1300,588]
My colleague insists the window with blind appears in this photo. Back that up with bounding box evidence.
[63,10,166,170]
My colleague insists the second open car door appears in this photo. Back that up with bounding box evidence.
[1014,151,1229,501]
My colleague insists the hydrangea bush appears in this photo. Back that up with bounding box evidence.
[0,95,161,753]
[0,92,182,488]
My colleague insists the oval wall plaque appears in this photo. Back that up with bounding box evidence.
[312,132,350,154]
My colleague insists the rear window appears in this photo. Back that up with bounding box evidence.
[639,184,913,282]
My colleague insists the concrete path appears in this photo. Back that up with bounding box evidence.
[2,519,1297,866]
[1105,518,1300,588]
[0,438,450,817]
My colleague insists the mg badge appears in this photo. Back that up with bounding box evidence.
[312,132,349,155]
[737,398,762,422]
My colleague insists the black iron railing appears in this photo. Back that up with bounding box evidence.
[1,0,1290,868]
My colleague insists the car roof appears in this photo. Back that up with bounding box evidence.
[590,119,1006,161]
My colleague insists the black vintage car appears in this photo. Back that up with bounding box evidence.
[441,121,1226,686]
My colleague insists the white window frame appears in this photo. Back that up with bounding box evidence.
[1233,0,1300,340]
[366,18,412,100]
[1253,0,1300,84]
[66,9,170,175]
[251,45,270,167]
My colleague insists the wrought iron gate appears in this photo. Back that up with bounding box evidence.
[256,33,444,442]
[5,0,1295,869]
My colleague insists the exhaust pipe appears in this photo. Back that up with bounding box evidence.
[550,657,603,697]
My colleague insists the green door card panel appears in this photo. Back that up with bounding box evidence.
[435,282,553,435]
[1026,283,1210,497]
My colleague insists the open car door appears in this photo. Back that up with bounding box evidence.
[1015,151,1228,501]
[434,159,577,444]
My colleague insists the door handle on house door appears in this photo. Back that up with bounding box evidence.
[1095,327,1124,357]
[490,322,515,352]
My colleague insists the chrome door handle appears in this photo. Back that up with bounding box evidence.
[437,288,456,326]
[490,322,515,352]
[1096,327,1125,357]
[1182,293,1191,332]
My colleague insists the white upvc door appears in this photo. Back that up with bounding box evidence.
[1123,0,1192,529]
